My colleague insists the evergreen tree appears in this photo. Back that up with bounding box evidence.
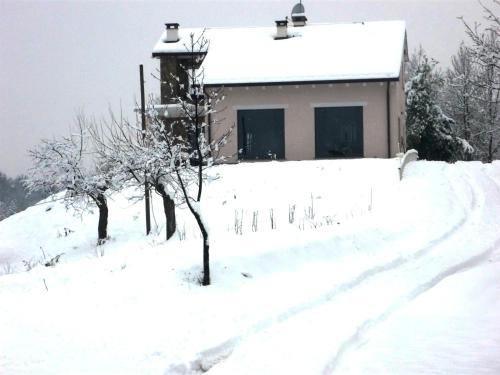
[406,54,473,162]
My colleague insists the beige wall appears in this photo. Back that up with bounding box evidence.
[389,60,408,156]
[211,79,406,162]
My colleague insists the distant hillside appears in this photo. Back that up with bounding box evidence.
[0,172,49,221]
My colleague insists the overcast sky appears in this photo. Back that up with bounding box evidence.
[0,0,489,177]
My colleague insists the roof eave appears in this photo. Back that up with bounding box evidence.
[152,52,208,58]
[204,76,400,88]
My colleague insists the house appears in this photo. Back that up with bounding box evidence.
[152,3,408,161]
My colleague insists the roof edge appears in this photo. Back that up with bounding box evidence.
[204,77,400,88]
[152,51,207,58]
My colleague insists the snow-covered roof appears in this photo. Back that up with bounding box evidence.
[152,21,407,86]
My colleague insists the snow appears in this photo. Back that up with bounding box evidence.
[398,148,419,179]
[1,159,500,374]
[336,260,500,374]
[152,21,407,85]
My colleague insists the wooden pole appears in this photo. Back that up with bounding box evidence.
[140,64,151,235]
[386,80,391,158]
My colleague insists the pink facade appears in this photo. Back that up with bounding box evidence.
[211,75,406,162]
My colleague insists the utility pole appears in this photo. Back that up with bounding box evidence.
[140,64,151,235]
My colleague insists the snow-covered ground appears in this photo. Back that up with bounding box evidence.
[0,159,499,374]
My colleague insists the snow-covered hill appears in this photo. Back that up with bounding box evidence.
[1,159,499,374]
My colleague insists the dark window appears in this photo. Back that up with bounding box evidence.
[315,106,363,158]
[237,109,285,160]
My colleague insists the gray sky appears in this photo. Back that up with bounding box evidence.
[0,0,488,177]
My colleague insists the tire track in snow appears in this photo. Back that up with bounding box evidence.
[322,236,500,374]
[322,164,500,374]
[165,165,483,374]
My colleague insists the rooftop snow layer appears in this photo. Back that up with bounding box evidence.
[152,21,407,85]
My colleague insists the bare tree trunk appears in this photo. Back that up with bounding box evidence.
[193,86,209,285]
[463,100,471,143]
[176,169,210,285]
[464,111,472,161]
[96,193,108,244]
[201,225,210,286]
[194,82,209,284]
[157,184,176,240]
[486,61,496,163]
[190,205,210,285]
[164,193,176,240]
[488,133,493,163]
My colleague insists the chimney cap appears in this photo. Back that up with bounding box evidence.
[164,23,180,43]
[291,3,305,15]
[275,19,289,40]
[291,2,307,26]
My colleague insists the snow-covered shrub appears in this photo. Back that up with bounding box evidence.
[22,258,41,271]
[288,204,296,224]
[1,263,14,275]
[269,208,276,230]
[252,211,259,232]
[234,210,243,235]
[44,253,64,267]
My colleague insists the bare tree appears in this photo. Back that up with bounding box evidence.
[170,31,231,286]
[461,0,500,161]
[476,38,500,162]
[25,115,110,244]
[443,43,481,148]
[461,1,500,74]
[90,109,178,240]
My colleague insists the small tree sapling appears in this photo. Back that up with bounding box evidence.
[170,31,231,285]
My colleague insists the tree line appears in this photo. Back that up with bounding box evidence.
[0,172,48,221]
[406,0,499,162]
